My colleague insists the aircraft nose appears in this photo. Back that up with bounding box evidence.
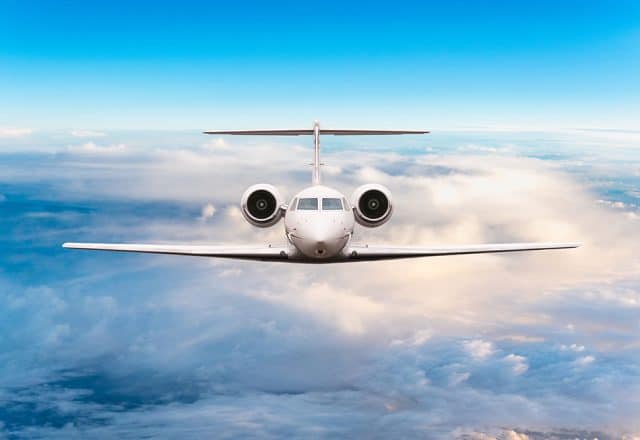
[292,218,346,259]
[308,229,329,257]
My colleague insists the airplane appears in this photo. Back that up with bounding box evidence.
[63,121,581,263]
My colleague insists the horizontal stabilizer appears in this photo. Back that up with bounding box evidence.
[203,129,429,136]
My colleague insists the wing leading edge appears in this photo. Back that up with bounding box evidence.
[63,241,580,263]
[346,242,581,261]
[62,243,289,262]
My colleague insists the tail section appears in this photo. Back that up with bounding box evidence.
[313,121,321,185]
[204,122,430,184]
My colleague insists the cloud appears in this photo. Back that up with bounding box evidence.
[464,339,495,360]
[504,431,530,440]
[202,137,229,150]
[1,131,640,437]
[69,129,106,137]
[0,127,33,137]
[66,142,127,154]
[199,203,216,220]
[560,343,585,352]
[573,355,595,367]
[503,354,529,375]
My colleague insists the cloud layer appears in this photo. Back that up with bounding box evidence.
[0,130,639,438]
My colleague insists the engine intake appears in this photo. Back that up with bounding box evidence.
[352,184,393,227]
[241,184,284,227]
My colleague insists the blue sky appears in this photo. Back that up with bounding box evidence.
[1,1,640,438]
[1,0,639,129]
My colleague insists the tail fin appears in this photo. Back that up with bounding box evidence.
[204,122,430,184]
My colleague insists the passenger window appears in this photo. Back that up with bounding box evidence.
[289,198,298,211]
[297,198,318,210]
[322,198,343,210]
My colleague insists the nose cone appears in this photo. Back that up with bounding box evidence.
[291,217,349,259]
[309,229,332,258]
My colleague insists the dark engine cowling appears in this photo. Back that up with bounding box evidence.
[351,184,393,227]
[240,184,285,227]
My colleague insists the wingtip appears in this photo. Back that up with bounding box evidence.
[559,242,582,249]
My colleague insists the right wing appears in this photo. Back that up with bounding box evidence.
[346,242,581,261]
[62,243,289,262]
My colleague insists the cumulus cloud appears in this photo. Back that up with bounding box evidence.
[503,353,529,375]
[464,339,495,360]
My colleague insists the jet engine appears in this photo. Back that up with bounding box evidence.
[352,184,393,227]
[240,184,285,227]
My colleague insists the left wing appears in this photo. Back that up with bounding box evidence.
[346,242,581,261]
[62,243,289,262]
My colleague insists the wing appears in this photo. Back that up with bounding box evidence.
[62,243,289,262]
[346,242,581,261]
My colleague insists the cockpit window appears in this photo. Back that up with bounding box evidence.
[297,198,318,210]
[322,198,343,210]
[342,197,350,211]
[289,198,298,211]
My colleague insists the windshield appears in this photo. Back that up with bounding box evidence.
[297,198,318,210]
[322,198,343,210]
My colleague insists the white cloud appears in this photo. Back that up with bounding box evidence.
[560,343,585,352]
[202,137,229,151]
[449,371,471,386]
[504,431,530,440]
[503,353,529,375]
[66,142,126,154]
[200,203,216,220]
[70,129,106,137]
[0,127,33,137]
[573,355,595,367]
[464,339,494,360]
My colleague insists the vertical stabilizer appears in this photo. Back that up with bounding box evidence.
[312,121,321,185]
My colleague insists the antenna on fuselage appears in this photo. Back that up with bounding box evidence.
[203,122,430,185]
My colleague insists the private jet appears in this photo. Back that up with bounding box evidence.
[63,122,580,262]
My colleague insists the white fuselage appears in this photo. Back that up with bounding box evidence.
[284,185,355,260]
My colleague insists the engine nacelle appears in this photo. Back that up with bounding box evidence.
[240,184,285,228]
[352,184,393,227]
